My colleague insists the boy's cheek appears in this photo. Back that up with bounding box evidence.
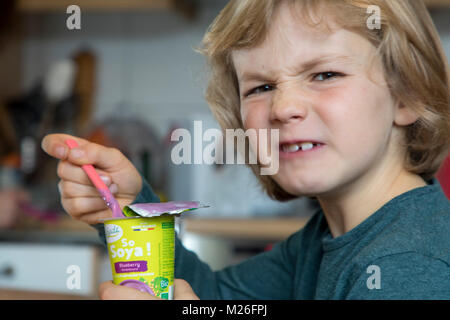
[241,105,270,130]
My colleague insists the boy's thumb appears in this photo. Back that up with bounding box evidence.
[41,134,122,170]
[67,142,122,170]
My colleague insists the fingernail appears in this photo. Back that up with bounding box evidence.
[109,183,118,194]
[55,146,66,159]
[100,175,111,185]
[70,148,85,158]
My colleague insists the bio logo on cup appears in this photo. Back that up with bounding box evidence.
[105,224,123,243]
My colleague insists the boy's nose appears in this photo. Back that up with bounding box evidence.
[269,87,308,124]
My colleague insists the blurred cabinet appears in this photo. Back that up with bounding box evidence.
[0,243,100,299]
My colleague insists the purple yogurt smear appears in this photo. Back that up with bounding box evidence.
[120,279,154,294]
[99,188,124,218]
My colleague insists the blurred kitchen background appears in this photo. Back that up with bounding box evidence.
[0,0,449,299]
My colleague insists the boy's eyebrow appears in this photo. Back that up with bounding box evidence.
[238,54,354,83]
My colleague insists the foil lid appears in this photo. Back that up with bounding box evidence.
[123,201,209,218]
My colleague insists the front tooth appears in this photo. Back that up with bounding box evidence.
[300,142,314,151]
[285,144,300,152]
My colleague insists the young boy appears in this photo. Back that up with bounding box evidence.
[42,0,449,299]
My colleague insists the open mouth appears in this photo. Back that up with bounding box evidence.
[280,141,324,153]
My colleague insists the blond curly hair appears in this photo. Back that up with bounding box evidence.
[197,0,450,201]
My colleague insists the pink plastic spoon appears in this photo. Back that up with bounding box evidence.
[65,139,124,218]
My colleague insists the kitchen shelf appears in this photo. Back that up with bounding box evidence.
[16,0,450,12]
[0,288,94,300]
[182,217,309,242]
[424,0,450,7]
[16,0,197,20]
[18,0,171,11]
[16,0,195,15]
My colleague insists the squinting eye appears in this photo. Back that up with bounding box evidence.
[244,84,275,97]
[313,72,343,81]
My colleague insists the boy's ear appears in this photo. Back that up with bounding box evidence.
[394,102,419,126]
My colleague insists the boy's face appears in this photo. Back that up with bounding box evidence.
[232,4,407,197]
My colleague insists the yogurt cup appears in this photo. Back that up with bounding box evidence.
[103,214,175,300]
[102,201,207,300]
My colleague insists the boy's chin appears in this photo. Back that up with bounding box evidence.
[275,176,331,198]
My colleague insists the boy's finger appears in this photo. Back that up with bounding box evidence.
[61,198,128,223]
[41,134,90,160]
[174,279,200,300]
[62,196,111,218]
[58,180,117,199]
[99,281,159,300]
[57,160,112,187]
[76,209,113,225]
[98,281,114,299]
[67,142,123,170]
[42,133,122,172]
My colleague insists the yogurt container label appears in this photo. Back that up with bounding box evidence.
[104,214,175,299]
[103,201,208,300]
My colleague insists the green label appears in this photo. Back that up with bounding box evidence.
[162,222,174,229]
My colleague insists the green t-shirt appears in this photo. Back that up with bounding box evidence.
[95,178,450,299]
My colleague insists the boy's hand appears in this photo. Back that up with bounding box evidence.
[99,279,199,300]
[41,133,142,224]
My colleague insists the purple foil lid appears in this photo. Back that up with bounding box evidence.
[127,201,208,217]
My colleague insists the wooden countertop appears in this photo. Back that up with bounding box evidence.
[0,289,94,300]
[182,217,309,242]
